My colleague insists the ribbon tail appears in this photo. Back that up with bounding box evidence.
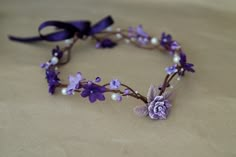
[8,35,43,43]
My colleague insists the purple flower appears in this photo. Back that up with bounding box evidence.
[66,72,83,95]
[136,25,149,38]
[148,96,171,120]
[81,83,106,103]
[96,38,117,48]
[45,69,60,94]
[165,64,178,75]
[179,52,195,75]
[170,41,181,55]
[160,32,173,49]
[128,25,150,45]
[110,79,121,89]
[52,46,63,59]
[134,85,172,119]
[40,62,51,69]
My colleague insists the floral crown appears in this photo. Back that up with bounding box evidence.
[8,15,195,120]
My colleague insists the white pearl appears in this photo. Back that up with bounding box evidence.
[61,88,68,95]
[173,54,180,63]
[64,39,73,45]
[116,33,122,39]
[54,66,58,71]
[106,26,112,32]
[151,37,158,45]
[170,85,174,89]
[51,57,59,65]
[111,93,118,101]
[135,91,139,94]
[177,77,181,81]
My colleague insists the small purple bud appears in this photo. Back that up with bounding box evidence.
[95,77,101,83]
[124,89,130,95]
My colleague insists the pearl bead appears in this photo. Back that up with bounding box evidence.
[61,88,68,95]
[170,85,174,89]
[51,57,59,65]
[111,93,122,102]
[116,33,122,39]
[177,77,181,81]
[173,54,180,63]
[135,91,139,94]
[151,37,158,45]
[64,39,72,45]
[106,26,112,32]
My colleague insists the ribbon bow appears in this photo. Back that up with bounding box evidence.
[8,15,114,42]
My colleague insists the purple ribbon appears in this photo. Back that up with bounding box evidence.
[8,15,114,42]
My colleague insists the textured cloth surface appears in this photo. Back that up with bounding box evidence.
[0,0,236,156]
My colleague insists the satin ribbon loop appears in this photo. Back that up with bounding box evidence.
[8,15,114,43]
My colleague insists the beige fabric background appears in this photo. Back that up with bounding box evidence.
[1,0,236,156]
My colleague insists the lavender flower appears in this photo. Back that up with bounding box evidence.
[160,32,173,49]
[179,52,195,75]
[40,62,51,69]
[170,41,181,55]
[136,25,149,38]
[66,72,83,95]
[165,64,178,75]
[134,85,171,119]
[128,25,150,45]
[81,83,106,103]
[52,46,63,59]
[45,69,60,94]
[110,79,121,89]
[96,38,117,48]
[148,96,171,120]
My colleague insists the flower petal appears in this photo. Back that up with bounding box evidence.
[89,94,97,103]
[96,93,105,101]
[81,89,90,97]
